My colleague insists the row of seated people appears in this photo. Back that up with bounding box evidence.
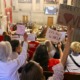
[0,31,63,72]
[0,27,80,80]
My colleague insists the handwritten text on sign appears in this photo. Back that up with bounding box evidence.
[46,28,61,43]
[57,4,80,28]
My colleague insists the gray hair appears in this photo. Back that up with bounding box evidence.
[0,41,12,62]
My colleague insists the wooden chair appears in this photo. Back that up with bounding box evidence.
[64,72,80,80]
[43,71,80,80]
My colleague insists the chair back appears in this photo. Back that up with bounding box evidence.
[64,72,80,80]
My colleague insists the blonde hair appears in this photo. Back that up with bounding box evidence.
[70,41,80,53]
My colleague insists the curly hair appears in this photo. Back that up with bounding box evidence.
[70,41,80,53]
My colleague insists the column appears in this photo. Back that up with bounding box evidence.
[1,0,5,15]
[12,0,19,11]
[71,0,80,42]
[40,0,44,11]
[59,0,63,4]
[67,0,72,5]
[32,0,36,11]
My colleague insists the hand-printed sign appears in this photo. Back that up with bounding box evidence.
[46,28,61,43]
[57,4,80,28]
[16,24,25,35]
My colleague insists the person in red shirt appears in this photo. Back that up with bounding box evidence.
[0,35,3,42]
[28,41,39,60]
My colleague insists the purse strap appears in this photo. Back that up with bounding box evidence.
[69,54,80,67]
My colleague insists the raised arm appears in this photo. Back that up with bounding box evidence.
[45,41,56,57]
[57,42,63,60]
[16,32,28,68]
[61,26,73,67]
[48,27,74,80]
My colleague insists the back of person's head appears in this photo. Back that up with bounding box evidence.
[0,41,12,62]
[30,30,33,33]
[8,31,12,36]
[3,32,7,36]
[70,41,80,53]
[33,44,49,71]
[20,61,45,80]
[10,40,21,52]
[3,32,11,42]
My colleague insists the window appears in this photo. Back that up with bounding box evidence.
[18,0,32,3]
[36,0,40,3]
[44,0,59,4]
[63,0,67,4]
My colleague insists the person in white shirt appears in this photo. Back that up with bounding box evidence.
[66,41,80,72]
[48,26,74,80]
[0,33,28,80]
[10,40,21,60]
[27,30,36,41]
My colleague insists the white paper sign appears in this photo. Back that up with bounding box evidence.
[60,32,66,41]
[27,33,36,41]
[16,24,25,35]
[11,35,20,40]
[46,28,61,43]
[57,4,80,28]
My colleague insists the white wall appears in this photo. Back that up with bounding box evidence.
[12,0,60,25]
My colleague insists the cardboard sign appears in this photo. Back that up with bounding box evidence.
[16,24,25,35]
[46,28,61,43]
[72,29,80,42]
[57,4,80,28]
[73,0,80,7]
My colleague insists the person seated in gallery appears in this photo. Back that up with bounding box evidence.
[20,61,45,80]
[28,41,39,60]
[45,40,64,59]
[3,31,11,42]
[65,41,80,73]
[9,40,21,60]
[0,35,4,42]
[20,26,74,80]
[0,33,28,80]
[26,30,39,60]
[33,43,61,72]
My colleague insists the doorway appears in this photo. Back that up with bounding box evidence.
[47,17,53,27]
[23,15,28,23]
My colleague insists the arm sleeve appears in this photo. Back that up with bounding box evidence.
[48,63,64,80]
[49,50,56,57]
[16,41,28,68]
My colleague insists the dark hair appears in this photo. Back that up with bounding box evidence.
[13,25,17,31]
[3,32,11,42]
[10,40,20,52]
[20,61,45,80]
[3,32,7,36]
[33,44,49,71]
